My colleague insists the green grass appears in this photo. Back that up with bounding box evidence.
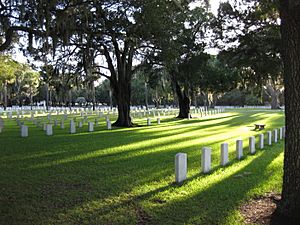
[0,109,285,225]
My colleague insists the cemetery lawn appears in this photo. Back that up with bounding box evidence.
[0,109,285,225]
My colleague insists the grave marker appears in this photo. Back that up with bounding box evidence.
[175,153,187,183]
[236,139,243,160]
[220,143,229,166]
[201,147,211,173]
[249,136,255,154]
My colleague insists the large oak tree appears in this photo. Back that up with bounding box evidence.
[278,0,300,220]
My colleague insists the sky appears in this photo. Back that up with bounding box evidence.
[13,0,222,63]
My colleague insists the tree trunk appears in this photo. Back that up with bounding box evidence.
[68,89,72,110]
[270,91,279,109]
[45,84,49,111]
[174,81,190,118]
[3,80,7,111]
[91,81,96,111]
[277,0,300,220]
[112,79,133,127]
[144,82,148,110]
[108,89,112,110]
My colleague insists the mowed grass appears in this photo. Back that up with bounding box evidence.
[0,109,285,225]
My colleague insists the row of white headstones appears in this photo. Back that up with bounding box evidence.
[175,126,286,184]
[15,109,225,137]
[3,107,222,119]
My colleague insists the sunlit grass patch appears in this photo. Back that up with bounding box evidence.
[0,109,284,224]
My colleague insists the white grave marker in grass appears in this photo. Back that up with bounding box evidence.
[249,136,255,154]
[106,120,112,130]
[21,125,28,137]
[201,147,211,173]
[274,129,278,143]
[88,122,94,132]
[267,131,272,145]
[236,139,243,160]
[175,153,187,183]
[70,120,76,134]
[279,127,283,140]
[46,124,53,136]
[220,143,229,166]
[259,134,264,149]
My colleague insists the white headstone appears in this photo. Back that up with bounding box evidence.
[107,120,111,130]
[88,122,94,132]
[279,127,283,140]
[249,136,255,154]
[21,125,28,137]
[175,153,187,183]
[157,118,160,125]
[147,118,151,126]
[70,120,76,134]
[259,134,264,149]
[267,131,272,145]
[201,147,211,173]
[78,121,83,128]
[274,129,278,143]
[43,123,47,131]
[220,143,229,166]
[46,124,53,136]
[60,120,65,129]
[236,139,243,160]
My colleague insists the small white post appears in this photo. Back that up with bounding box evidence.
[21,125,28,137]
[107,120,111,130]
[279,127,283,140]
[201,147,211,173]
[175,153,187,183]
[60,120,65,129]
[267,131,272,145]
[70,120,76,134]
[46,124,53,136]
[43,123,47,131]
[236,139,243,160]
[220,143,229,166]
[157,118,160,125]
[88,122,94,132]
[249,136,255,154]
[259,134,264,149]
[147,118,151,126]
[274,129,278,143]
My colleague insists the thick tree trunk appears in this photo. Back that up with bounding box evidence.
[174,81,190,118]
[270,92,279,109]
[277,0,300,220]
[112,79,133,127]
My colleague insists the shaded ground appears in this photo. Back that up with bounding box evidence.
[241,193,299,225]
[241,192,280,224]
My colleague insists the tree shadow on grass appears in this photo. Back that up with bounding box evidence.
[0,111,285,225]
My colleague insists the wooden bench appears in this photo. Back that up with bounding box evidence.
[254,124,266,130]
